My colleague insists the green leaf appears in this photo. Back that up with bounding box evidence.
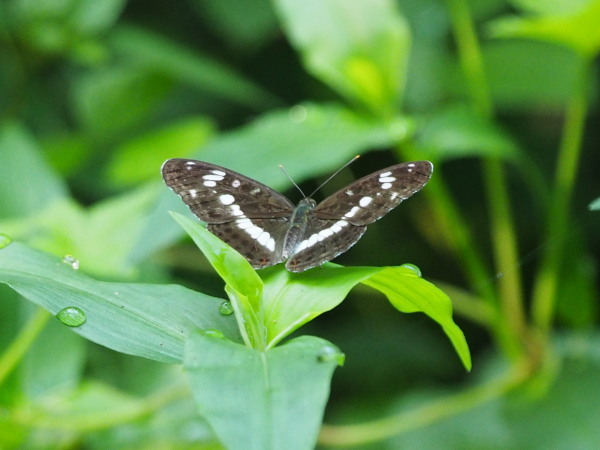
[170,212,264,348]
[1,186,161,278]
[416,104,520,161]
[71,67,173,136]
[0,242,241,363]
[170,217,471,370]
[109,25,279,109]
[589,197,600,210]
[489,0,600,57]
[185,332,342,450]
[275,0,410,115]
[106,116,215,187]
[362,266,472,371]
[0,122,68,218]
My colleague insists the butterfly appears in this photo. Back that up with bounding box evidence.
[162,158,433,272]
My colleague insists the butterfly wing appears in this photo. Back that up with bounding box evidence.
[162,159,295,268]
[285,161,433,272]
[314,161,433,225]
[285,219,366,272]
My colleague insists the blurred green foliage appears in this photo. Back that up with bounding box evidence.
[0,0,599,448]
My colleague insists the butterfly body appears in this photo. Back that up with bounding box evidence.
[162,158,433,272]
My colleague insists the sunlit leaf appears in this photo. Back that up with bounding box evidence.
[275,0,410,115]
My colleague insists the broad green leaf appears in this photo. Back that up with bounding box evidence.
[275,0,410,115]
[106,116,215,187]
[489,0,600,57]
[72,67,173,136]
[0,122,68,218]
[0,242,241,363]
[508,0,592,16]
[1,186,159,278]
[185,333,343,450]
[109,25,279,109]
[416,104,520,161]
[172,218,471,370]
[483,40,581,111]
[128,103,402,264]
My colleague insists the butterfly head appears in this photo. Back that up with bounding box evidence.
[299,198,317,209]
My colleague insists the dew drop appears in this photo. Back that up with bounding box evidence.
[219,301,234,316]
[56,306,86,327]
[62,255,79,270]
[0,234,12,249]
[401,263,421,277]
[318,346,345,365]
[288,104,307,123]
[203,329,225,339]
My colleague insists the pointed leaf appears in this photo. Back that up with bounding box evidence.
[185,333,342,450]
[0,242,241,363]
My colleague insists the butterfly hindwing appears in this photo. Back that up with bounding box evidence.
[285,219,366,272]
[208,219,289,269]
[314,161,433,225]
[161,159,295,223]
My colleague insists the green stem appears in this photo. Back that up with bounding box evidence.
[531,57,590,336]
[319,365,528,446]
[0,307,50,386]
[445,0,527,357]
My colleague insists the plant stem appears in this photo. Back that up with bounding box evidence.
[0,307,50,386]
[319,364,528,446]
[531,57,590,336]
[445,0,527,358]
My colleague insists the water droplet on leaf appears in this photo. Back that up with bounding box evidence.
[203,329,225,339]
[288,104,307,123]
[318,346,345,365]
[56,306,86,327]
[401,263,421,277]
[0,234,12,248]
[62,255,79,270]
[219,301,234,316]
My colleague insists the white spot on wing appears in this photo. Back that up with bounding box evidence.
[266,238,275,252]
[185,161,196,165]
[232,179,241,188]
[249,188,261,195]
[346,190,354,196]
[188,189,198,198]
[359,197,372,207]
[219,194,235,205]
[379,171,392,177]
[203,180,216,187]
[379,176,396,183]
[211,170,226,176]
[230,205,244,216]
[381,183,392,190]
[203,174,224,181]
[237,218,252,229]
[344,206,360,218]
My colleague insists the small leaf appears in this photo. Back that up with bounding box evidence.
[275,0,410,114]
[185,333,341,450]
[0,243,241,363]
[489,0,600,57]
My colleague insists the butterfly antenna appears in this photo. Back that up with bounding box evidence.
[279,164,307,198]
[308,155,360,198]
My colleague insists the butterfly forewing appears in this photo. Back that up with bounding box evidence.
[162,159,295,269]
[161,159,294,223]
[314,161,433,225]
